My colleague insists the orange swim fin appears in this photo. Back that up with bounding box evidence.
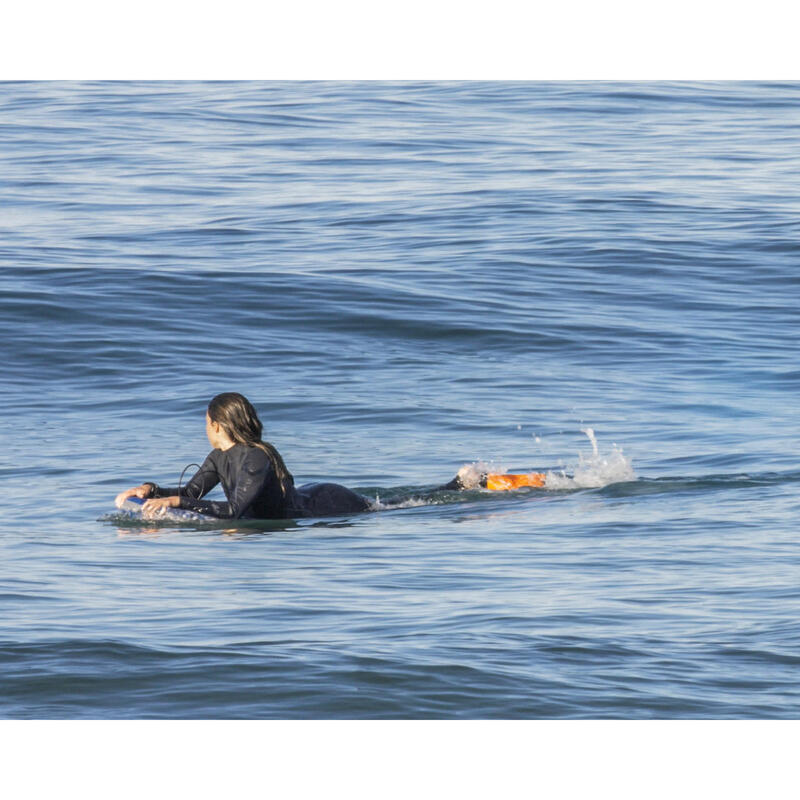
[484,472,546,491]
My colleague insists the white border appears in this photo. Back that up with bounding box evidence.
[2,720,797,799]
[2,1,800,79]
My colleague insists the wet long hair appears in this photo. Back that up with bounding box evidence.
[207,392,295,497]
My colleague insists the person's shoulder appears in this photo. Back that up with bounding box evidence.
[241,443,271,466]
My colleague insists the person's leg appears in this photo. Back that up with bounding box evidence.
[296,482,371,515]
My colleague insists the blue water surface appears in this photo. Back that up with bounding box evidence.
[1,81,799,718]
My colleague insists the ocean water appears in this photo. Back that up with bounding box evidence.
[1,81,799,719]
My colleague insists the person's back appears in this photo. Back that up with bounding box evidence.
[180,444,286,519]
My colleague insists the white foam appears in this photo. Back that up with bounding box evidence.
[368,495,433,511]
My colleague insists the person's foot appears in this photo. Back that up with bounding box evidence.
[437,465,488,491]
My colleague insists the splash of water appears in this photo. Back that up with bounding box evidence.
[449,430,635,494]
[582,427,599,457]
[544,428,635,490]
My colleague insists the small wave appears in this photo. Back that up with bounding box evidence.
[600,468,800,499]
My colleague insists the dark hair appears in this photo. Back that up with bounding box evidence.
[207,392,294,497]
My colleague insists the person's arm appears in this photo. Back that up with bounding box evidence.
[132,454,221,516]
[179,450,273,519]
[149,454,220,500]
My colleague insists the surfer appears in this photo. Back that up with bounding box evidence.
[114,392,371,520]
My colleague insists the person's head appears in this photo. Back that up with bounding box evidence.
[206,392,294,496]
[206,392,263,449]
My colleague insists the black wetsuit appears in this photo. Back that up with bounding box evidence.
[150,443,371,520]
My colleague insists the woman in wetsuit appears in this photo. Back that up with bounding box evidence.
[114,392,371,520]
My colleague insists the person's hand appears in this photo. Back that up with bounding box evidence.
[115,485,153,508]
[142,495,180,518]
